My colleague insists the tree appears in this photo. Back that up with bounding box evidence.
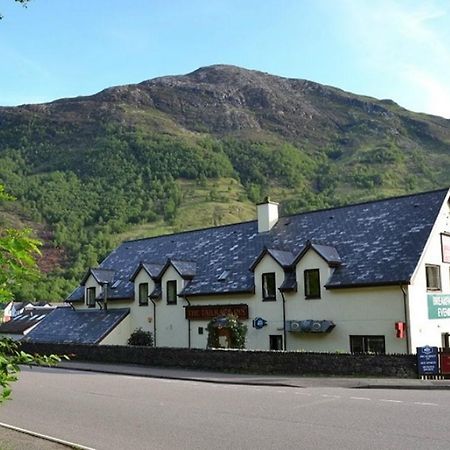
[0,0,30,20]
[0,184,62,402]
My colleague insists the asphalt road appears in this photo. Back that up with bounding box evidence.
[0,367,449,450]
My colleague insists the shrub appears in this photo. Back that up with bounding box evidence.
[128,328,153,346]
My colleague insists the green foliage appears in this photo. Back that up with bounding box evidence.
[207,315,247,349]
[0,185,67,402]
[128,328,154,346]
[0,185,41,302]
[0,339,64,403]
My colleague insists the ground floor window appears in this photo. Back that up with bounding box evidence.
[350,335,385,354]
[269,335,283,350]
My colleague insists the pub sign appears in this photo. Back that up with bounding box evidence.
[185,304,249,320]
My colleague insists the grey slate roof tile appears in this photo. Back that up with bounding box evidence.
[67,189,448,300]
[0,309,54,335]
[24,308,130,344]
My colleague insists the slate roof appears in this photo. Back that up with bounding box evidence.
[250,248,295,270]
[130,262,164,281]
[81,268,115,285]
[66,188,449,300]
[0,309,54,335]
[24,308,130,344]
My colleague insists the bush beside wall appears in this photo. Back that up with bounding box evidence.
[20,343,417,378]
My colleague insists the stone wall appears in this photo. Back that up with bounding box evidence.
[20,343,417,378]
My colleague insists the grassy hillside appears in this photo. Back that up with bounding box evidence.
[0,65,449,300]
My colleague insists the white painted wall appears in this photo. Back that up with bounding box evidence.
[156,266,188,348]
[286,249,407,353]
[408,193,450,350]
[99,314,132,345]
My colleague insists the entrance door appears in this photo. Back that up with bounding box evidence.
[269,335,283,350]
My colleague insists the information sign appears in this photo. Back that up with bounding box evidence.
[427,294,450,319]
[417,346,439,375]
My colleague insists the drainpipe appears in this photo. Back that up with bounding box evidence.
[185,296,191,349]
[400,284,411,354]
[279,290,287,351]
[150,298,157,347]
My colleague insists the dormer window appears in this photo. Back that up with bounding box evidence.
[167,280,177,305]
[304,269,321,299]
[86,287,96,308]
[139,283,149,306]
[262,273,276,301]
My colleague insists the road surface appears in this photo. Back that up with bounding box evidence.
[0,367,449,450]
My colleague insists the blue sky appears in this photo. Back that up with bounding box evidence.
[1,0,450,118]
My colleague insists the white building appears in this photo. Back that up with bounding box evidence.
[27,189,450,354]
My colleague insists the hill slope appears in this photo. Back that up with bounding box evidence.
[0,65,449,300]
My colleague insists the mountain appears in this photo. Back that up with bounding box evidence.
[0,65,449,300]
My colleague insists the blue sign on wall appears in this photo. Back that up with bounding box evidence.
[417,346,439,375]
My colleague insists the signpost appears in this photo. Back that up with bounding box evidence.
[417,346,439,376]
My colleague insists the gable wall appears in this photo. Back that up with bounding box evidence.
[156,266,188,348]
[408,194,450,350]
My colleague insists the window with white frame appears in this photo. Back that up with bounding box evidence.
[304,269,321,299]
[426,265,441,291]
[166,280,177,305]
[262,272,276,300]
[138,283,149,306]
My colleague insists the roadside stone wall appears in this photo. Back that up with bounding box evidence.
[20,343,417,377]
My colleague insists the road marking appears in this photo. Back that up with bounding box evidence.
[350,396,371,401]
[294,392,311,396]
[276,390,287,393]
[321,394,341,398]
[414,402,438,406]
[0,422,95,450]
[379,399,403,403]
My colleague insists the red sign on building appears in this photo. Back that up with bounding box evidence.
[440,352,450,375]
[185,304,249,321]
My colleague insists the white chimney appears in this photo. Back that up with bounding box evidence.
[257,197,279,233]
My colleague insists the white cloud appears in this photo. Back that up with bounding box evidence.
[336,0,450,117]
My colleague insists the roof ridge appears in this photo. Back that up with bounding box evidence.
[122,187,449,244]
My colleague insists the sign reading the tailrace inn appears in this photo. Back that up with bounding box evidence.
[185,304,249,320]
[428,294,450,319]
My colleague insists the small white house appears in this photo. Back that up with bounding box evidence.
[46,188,450,354]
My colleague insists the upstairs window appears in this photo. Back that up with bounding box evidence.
[426,265,441,291]
[304,269,321,299]
[86,287,96,308]
[262,272,276,300]
[167,280,177,305]
[138,283,149,306]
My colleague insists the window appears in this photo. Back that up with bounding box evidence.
[138,283,149,306]
[86,287,96,308]
[198,327,204,335]
[262,272,276,300]
[426,265,441,291]
[166,280,177,305]
[350,335,385,354]
[304,269,321,299]
[269,335,283,350]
